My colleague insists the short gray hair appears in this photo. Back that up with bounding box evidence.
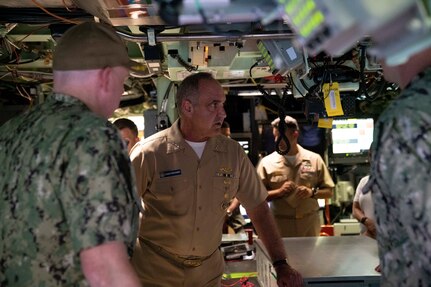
[176,72,215,115]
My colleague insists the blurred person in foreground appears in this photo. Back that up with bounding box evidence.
[366,46,431,285]
[0,22,141,287]
[114,117,140,154]
[130,72,303,286]
[256,116,334,237]
[352,146,376,239]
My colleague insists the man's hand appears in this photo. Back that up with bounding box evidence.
[363,218,377,239]
[296,185,312,199]
[375,264,381,273]
[275,264,303,287]
[226,198,240,215]
[278,181,297,197]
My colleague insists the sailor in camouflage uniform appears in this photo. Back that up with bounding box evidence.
[0,22,141,287]
[366,47,431,286]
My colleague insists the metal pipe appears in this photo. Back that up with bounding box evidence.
[117,31,295,43]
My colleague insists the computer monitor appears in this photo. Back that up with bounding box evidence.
[236,140,250,154]
[231,132,252,155]
[329,118,374,164]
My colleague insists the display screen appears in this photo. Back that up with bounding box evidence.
[331,118,374,155]
[237,140,250,154]
[231,133,252,158]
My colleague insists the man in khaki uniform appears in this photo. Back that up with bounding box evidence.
[130,73,303,286]
[256,116,334,237]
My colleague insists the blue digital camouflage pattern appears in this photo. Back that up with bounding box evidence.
[0,93,139,286]
[368,67,431,286]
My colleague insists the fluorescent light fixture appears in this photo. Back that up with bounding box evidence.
[237,90,292,97]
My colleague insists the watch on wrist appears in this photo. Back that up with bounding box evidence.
[311,187,319,198]
[360,216,368,224]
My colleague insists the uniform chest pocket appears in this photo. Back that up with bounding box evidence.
[299,170,317,180]
[211,177,239,215]
[268,174,288,190]
[298,170,317,186]
[152,176,190,216]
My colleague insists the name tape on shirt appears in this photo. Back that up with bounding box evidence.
[159,169,181,178]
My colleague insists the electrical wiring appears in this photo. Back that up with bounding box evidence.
[287,73,304,98]
[1,37,22,65]
[222,279,243,287]
[358,44,371,99]
[0,72,11,80]
[10,57,42,66]
[222,276,255,287]
[3,36,43,65]
[1,24,55,67]
[30,0,81,25]
[169,53,198,72]
[14,24,51,44]
[15,84,33,103]
[3,37,20,51]
[248,60,259,82]
[252,91,290,154]
[248,59,294,154]
[5,66,18,82]
[11,46,20,64]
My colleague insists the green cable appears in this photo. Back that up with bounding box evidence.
[222,272,258,279]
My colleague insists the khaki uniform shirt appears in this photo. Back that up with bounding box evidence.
[256,145,334,218]
[130,119,267,257]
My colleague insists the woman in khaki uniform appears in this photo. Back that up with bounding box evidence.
[257,116,334,237]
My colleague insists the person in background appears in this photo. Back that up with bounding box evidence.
[256,116,334,237]
[0,22,141,287]
[352,175,376,238]
[366,46,431,286]
[114,117,140,154]
[220,120,247,234]
[220,120,232,138]
[352,146,376,239]
[297,124,326,160]
[352,148,380,273]
[130,72,303,287]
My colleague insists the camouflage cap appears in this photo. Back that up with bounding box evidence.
[271,115,299,130]
[53,21,140,71]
